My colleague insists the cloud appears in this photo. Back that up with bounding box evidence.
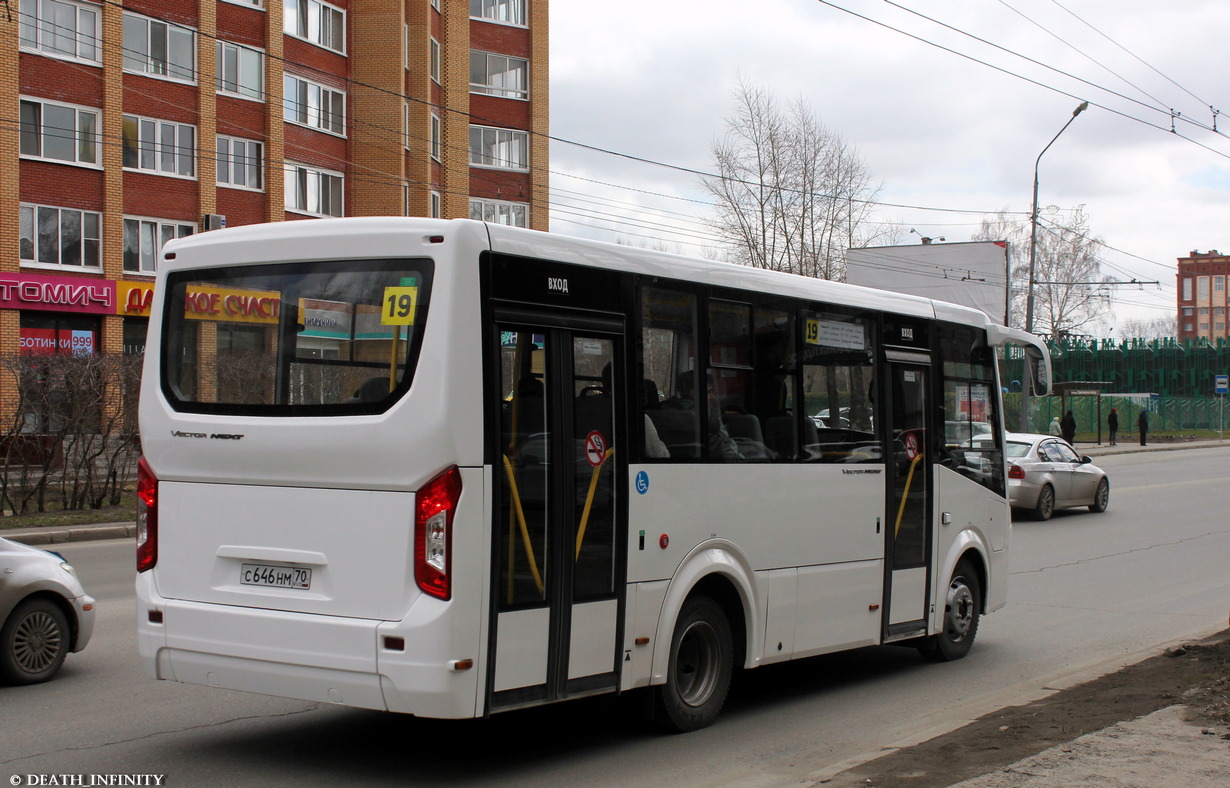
[548,0,1230,327]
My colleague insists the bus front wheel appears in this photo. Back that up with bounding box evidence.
[654,595,733,732]
[919,560,981,663]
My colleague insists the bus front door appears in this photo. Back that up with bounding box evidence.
[884,356,933,640]
[490,323,624,710]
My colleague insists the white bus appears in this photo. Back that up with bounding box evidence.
[136,217,1050,731]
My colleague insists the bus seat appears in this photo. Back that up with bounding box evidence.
[647,408,700,458]
[349,376,391,403]
[723,412,771,460]
[765,413,798,459]
[573,389,613,441]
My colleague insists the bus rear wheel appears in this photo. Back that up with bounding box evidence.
[919,560,981,663]
[654,595,733,732]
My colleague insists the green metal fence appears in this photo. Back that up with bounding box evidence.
[999,337,1230,435]
[1002,337,1230,398]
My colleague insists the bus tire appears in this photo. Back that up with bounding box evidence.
[919,560,980,663]
[654,595,733,732]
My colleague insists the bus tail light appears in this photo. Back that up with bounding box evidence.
[1007,464,1025,480]
[136,457,159,573]
[415,466,462,600]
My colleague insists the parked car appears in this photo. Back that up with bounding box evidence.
[0,537,95,685]
[1003,433,1109,520]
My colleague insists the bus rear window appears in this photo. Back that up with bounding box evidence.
[161,258,432,415]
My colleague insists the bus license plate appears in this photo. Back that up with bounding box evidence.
[240,563,312,590]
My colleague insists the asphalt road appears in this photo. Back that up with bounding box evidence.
[3,445,1228,786]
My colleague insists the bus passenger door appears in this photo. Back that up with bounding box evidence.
[489,322,624,710]
[883,356,933,640]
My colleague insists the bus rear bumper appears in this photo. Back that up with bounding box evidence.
[136,576,480,718]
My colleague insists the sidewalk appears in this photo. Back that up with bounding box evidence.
[1076,435,1227,458]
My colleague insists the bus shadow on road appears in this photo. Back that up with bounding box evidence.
[186,643,953,784]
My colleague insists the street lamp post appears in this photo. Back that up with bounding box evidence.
[1019,100,1088,433]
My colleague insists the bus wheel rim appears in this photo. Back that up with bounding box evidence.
[945,580,974,642]
[676,620,721,707]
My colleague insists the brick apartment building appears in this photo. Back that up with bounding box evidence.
[1176,250,1229,342]
[2,0,548,379]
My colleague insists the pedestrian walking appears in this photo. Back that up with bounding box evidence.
[1061,410,1076,444]
[1138,409,1148,446]
[1049,416,1062,436]
[1107,407,1119,445]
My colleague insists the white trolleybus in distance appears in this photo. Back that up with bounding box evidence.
[135,217,1051,731]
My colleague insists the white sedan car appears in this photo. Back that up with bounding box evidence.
[1,538,95,684]
[1004,433,1110,520]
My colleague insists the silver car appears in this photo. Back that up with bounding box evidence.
[1004,433,1110,520]
[1,537,95,685]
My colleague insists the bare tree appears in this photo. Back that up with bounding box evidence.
[972,205,1112,337]
[1118,316,1175,340]
[704,79,886,281]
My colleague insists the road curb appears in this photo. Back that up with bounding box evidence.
[2,522,135,546]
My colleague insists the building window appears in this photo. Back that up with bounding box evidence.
[19,0,101,64]
[285,163,343,217]
[1216,276,1225,292]
[284,74,345,135]
[122,12,195,82]
[217,135,264,190]
[470,198,527,227]
[20,203,102,268]
[470,51,528,99]
[123,217,193,274]
[122,114,196,178]
[284,0,345,54]
[19,98,99,166]
[430,191,442,218]
[470,0,527,26]
[430,113,441,161]
[469,125,529,170]
[403,102,410,149]
[1182,278,1192,301]
[430,38,440,83]
[1198,276,1210,300]
[403,24,408,69]
[216,40,264,101]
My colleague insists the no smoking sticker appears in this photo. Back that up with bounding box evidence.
[903,432,920,461]
[584,431,607,467]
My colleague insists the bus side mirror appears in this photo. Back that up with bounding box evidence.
[1025,347,1050,397]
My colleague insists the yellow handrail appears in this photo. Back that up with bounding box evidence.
[894,452,924,538]
[501,455,544,597]
[575,447,615,560]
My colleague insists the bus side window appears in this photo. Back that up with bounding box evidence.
[639,286,701,460]
[800,311,877,463]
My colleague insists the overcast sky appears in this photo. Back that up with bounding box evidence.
[548,0,1230,333]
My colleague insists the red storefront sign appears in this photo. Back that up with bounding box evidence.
[0,273,116,315]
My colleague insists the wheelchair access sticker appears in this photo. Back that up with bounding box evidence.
[635,471,650,495]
